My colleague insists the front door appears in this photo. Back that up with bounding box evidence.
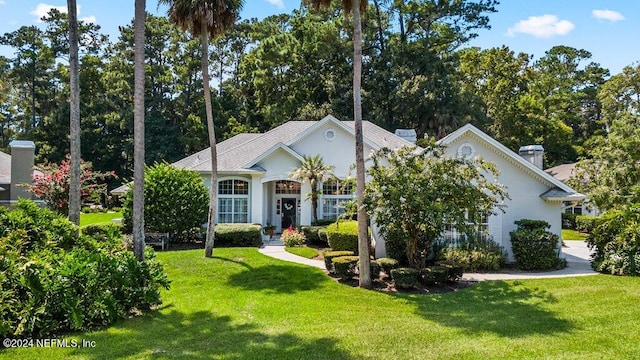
[281,198,297,230]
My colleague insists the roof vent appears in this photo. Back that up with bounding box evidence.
[395,129,417,144]
[519,145,544,169]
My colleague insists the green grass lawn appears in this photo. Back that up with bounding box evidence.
[285,246,319,259]
[562,229,589,241]
[79,212,122,227]
[5,248,640,359]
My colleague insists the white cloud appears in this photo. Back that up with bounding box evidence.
[80,15,96,23]
[31,3,67,22]
[265,0,284,8]
[592,9,625,22]
[0,1,6,6]
[506,14,575,38]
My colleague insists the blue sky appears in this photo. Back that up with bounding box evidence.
[0,1,637,75]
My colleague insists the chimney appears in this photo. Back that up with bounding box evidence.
[394,129,417,144]
[519,145,544,169]
[9,140,35,201]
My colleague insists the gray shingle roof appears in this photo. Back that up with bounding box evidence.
[545,163,576,182]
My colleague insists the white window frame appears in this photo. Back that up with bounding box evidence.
[320,179,353,220]
[218,178,250,223]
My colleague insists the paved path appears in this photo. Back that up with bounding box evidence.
[258,239,598,281]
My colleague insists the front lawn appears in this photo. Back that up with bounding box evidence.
[79,211,122,227]
[5,248,640,359]
[285,246,319,259]
[562,228,589,241]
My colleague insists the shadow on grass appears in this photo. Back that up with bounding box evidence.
[71,310,354,360]
[227,264,330,294]
[394,280,574,338]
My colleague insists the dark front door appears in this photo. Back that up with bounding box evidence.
[281,198,296,229]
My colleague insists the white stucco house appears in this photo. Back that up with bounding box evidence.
[113,115,584,260]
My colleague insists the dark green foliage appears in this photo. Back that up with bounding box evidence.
[436,261,464,282]
[576,215,598,233]
[214,224,262,247]
[421,266,449,285]
[382,224,409,264]
[326,220,359,254]
[122,162,208,238]
[376,257,399,275]
[81,223,123,243]
[436,234,506,272]
[312,219,335,226]
[332,256,359,279]
[323,250,355,273]
[588,207,640,276]
[365,259,381,280]
[0,200,170,338]
[390,268,420,289]
[562,213,578,229]
[300,225,329,244]
[510,219,565,271]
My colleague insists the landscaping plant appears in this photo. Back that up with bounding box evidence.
[588,206,640,276]
[510,219,565,270]
[281,226,305,247]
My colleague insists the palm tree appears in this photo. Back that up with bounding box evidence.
[289,155,335,223]
[132,0,146,261]
[159,0,244,258]
[305,0,371,288]
[66,0,81,228]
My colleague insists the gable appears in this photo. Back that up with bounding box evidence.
[256,147,304,182]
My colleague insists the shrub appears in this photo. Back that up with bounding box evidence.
[332,256,359,279]
[588,207,640,276]
[377,257,399,275]
[122,162,208,238]
[300,225,329,244]
[421,266,449,285]
[0,200,170,338]
[81,223,123,244]
[576,215,598,233]
[436,234,506,272]
[312,219,335,226]
[435,260,464,281]
[214,224,262,247]
[510,219,565,271]
[562,213,578,229]
[323,250,354,273]
[364,259,381,280]
[390,268,420,289]
[281,227,305,247]
[327,220,360,253]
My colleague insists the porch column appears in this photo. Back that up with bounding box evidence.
[251,175,263,224]
[300,181,312,226]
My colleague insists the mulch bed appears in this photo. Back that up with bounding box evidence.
[333,272,477,294]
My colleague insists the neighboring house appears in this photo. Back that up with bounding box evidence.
[0,141,37,206]
[545,163,600,217]
[113,116,584,260]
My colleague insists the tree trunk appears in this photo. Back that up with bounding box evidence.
[202,26,218,258]
[132,0,146,261]
[67,0,81,229]
[353,0,372,289]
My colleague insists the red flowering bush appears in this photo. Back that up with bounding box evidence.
[23,154,116,216]
[281,225,305,247]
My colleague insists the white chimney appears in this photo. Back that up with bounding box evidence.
[9,140,35,201]
[395,129,417,144]
[519,145,544,169]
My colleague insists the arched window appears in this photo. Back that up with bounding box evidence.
[218,179,249,223]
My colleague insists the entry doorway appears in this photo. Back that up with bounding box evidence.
[281,197,297,230]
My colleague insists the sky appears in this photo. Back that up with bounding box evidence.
[0,1,637,75]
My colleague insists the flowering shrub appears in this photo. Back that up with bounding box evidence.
[23,154,116,216]
[281,225,305,247]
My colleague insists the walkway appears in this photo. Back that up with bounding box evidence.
[258,239,598,280]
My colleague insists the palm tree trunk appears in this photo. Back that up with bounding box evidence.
[202,24,218,258]
[67,0,81,228]
[353,0,371,288]
[132,0,146,261]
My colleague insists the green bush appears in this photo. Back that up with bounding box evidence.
[510,219,565,271]
[588,207,640,276]
[365,259,381,280]
[214,224,262,247]
[576,215,598,233]
[377,257,399,275]
[382,223,408,263]
[332,256,359,279]
[390,268,420,289]
[0,200,170,338]
[122,162,208,238]
[562,213,578,229]
[421,266,449,285]
[312,219,336,226]
[300,225,329,244]
[281,227,305,247]
[327,220,361,253]
[82,223,123,243]
[323,250,354,273]
[435,260,464,281]
[436,234,506,272]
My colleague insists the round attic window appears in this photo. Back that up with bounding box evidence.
[324,128,336,141]
[457,142,475,159]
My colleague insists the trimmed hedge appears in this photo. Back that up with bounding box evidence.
[377,257,399,275]
[363,259,382,280]
[332,256,359,279]
[312,219,336,226]
[435,260,464,281]
[576,215,598,233]
[323,250,355,273]
[510,219,565,270]
[437,235,506,272]
[300,225,329,244]
[327,220,360,253]
[421,266,449,285]
[390,267,420,289]
[562,213,578,229]
[214,224,262,247]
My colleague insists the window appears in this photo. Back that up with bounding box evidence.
[218,179,249,223]
[275,180,300,194]
[443,212,489,245]
[321,179,353,220]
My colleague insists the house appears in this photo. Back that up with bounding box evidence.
[0,141,36,206]
[545,162,599,217]
[115,116,584,260]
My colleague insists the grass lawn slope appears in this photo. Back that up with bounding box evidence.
[4,248,640,359]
